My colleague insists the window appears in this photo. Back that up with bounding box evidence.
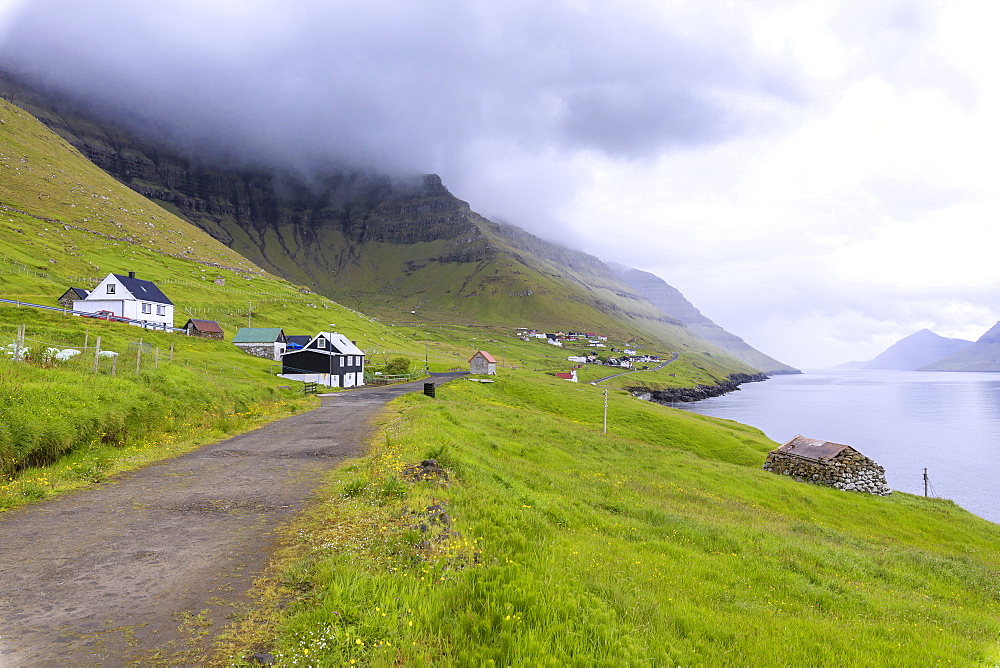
[317,338,327,349]
[106,284,115,294]
[141,303,152,314]
[156,305,166,316]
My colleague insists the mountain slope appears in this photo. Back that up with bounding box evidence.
[608,262,798,374]
[0,95,418,354]
[920,322,1000,371]
[863,328,972,370]
[0,76,768,370]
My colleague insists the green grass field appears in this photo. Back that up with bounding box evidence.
[229,370,1000,665]
[10,92,994,665]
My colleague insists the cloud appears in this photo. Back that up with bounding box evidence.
[2,0,996,368]
[0,1,802,174]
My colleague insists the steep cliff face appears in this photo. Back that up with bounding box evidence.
[0,74,760,363]
[608,262,798,374]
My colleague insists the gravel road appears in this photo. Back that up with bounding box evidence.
[0,373,464,666]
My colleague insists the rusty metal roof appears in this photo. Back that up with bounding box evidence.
[775,435,855,462]
[185,319,223,333]
[469,350,497,363]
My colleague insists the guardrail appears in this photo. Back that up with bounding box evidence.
[0,297,188,333]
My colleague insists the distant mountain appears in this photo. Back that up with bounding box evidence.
[920,323,1000,371]
[607,263,798,375]
[863,329,972,371]
[831,360,868,370]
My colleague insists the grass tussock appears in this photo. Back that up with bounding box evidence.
[233,370,1000,666]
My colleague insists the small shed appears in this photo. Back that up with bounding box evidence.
[233,327,287,360]
[763,435,891,496]
[554,369,578,382]
[183,319,224,339]
[469,350,497,375]
[58,287,89,309]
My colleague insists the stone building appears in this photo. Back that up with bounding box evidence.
[232,327,287,360]
[183,319,224,339]
[763,435,891,496]
[58,287,89,309]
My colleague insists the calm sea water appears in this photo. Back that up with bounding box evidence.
[677,369,1000,524]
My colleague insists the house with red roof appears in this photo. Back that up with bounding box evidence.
[469,350,497,375]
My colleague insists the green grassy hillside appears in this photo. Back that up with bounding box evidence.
[231,370,1000,665]
[5,91,1000,666]
[0,76,787,376]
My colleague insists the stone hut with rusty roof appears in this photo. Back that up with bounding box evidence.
[763,435,891,496]
[183,319,224,339]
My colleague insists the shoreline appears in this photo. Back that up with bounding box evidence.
[627,372,769,404]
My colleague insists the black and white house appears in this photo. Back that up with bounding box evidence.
[280,331,366,388]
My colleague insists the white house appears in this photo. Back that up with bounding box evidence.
[73,272,174,329]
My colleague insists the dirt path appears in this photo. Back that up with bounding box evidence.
[0,373,463,666]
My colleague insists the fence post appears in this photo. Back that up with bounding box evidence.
[136,342,142,375]
[13,324,23,361]
[111,356,117,377]
[93,336,101,373]
[170,342,174,361]
[155,347,159,369]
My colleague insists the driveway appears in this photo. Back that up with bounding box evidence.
[0,373,464,665]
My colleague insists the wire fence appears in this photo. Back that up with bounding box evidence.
[0,323,261,379]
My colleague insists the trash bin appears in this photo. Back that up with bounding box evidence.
[423,382,436,398]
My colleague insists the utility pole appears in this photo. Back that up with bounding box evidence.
[603,389,608,435]
[924,468,929,497]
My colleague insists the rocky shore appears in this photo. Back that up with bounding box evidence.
[628,372,768,404]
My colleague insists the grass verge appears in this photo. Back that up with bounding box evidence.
[217,370,1000,665]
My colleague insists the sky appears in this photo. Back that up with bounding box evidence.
[0,0,998,368]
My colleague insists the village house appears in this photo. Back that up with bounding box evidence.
[284,335,312,350]
[280,331,366,387]
[469,350,497,375]
[233,327,287,360]
[183,319,224,339]
[554,369,578,382]
[763,435,891,496]
[57,287,89,309]
[72,272,174,329]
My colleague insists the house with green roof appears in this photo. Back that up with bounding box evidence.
[233,327,287,360]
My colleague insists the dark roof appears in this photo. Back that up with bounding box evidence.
[61,287,90,299]
[111,273,173,305]
[286,335,312,349]
[775,435,854,462]
[184,319,224,333]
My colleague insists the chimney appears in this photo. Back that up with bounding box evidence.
[128,271,136,279]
